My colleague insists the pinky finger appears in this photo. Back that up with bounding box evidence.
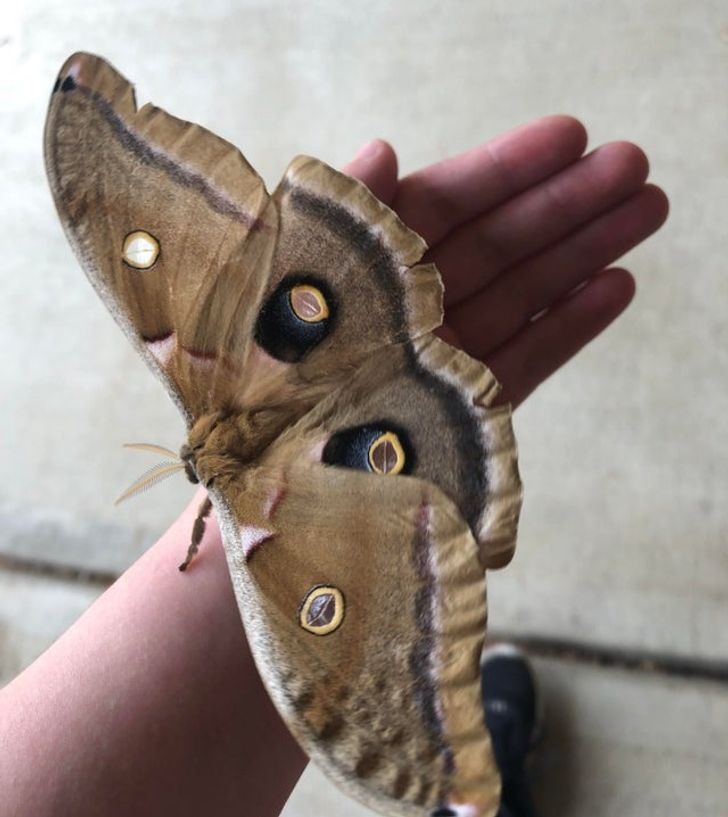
[486,268,636,409]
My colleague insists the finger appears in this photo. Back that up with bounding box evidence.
[342,139,399,205]
[485,268,636,409]
[436,141,651,306]
[393,115,588,246]
[449,184,668,358]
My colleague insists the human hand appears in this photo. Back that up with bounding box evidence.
[344,117,669,407]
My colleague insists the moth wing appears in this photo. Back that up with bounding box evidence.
[211,337,522,816]
[216,464,499,817]
[261,335,522,570]
[45,53,444,431]
[44,52,276,422]
[224,154,444,425]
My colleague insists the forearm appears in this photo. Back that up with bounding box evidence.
[0,493,306,817]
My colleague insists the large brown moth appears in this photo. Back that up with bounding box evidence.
[44,53,522,817]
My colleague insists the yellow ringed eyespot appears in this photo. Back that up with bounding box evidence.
[299,585,345,635]
[122,230,160,269]
[368,431,406,475]
[289,284,329,323]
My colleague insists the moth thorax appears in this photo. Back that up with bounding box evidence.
[183,410,271,487]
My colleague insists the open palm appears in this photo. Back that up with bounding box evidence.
[345,116,668,407]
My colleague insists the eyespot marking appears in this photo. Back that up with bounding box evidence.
[290,284,329,323]
[255,275,334,362]
[122,230,160,270]
[368,431,406,475]
[322,423,414,475]
[299,585,345,636]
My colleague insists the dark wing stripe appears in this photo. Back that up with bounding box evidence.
[286,186,408,337]
[64,82,262,228]
[410,502,456,786]
[406,345,489,536]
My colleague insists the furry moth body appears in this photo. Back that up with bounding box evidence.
[44,53,522,817]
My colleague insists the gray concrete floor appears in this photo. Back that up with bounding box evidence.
[2,1,727,815]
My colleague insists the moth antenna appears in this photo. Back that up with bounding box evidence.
[123,442,180,460]
[114,461,186,506]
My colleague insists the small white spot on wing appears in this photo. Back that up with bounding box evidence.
[123,230,160,269]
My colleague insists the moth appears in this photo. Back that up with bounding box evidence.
[44,53,522,817]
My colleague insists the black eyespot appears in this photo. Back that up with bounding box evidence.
[254,275,334,362]
[322,423,414,475]
[60,75,76,93]
[431,808,457,817]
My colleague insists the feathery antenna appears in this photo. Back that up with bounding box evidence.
[115,442,185,505]
[123,442,180,459]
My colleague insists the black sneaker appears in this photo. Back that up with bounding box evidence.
[481,644,541,817]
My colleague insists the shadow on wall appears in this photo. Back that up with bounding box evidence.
[531,666,580,817]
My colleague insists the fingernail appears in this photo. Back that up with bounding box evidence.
[354,139,382,161]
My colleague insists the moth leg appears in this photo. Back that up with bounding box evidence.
[178,495,213,572]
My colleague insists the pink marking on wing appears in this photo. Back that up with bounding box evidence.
[310,439,326,462]
[176,345,243,378]
[179,345,217,371]
[66,60,82,80]
[263,484,287,521]
[145,332,176,366]
[239,525,274,561]
[249,345,290,377]
[446,804,482,817]
[417,498,433,536]
[183,346,217,362]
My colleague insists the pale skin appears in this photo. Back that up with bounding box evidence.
[0,116,668,817]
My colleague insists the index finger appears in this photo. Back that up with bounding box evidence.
[393,115,588,247]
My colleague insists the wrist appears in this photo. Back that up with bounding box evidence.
[0,491,307,817]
